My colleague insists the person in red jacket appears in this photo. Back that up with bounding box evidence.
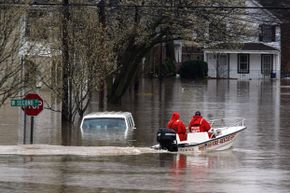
[167,112,187,141]
[188,111,214,138]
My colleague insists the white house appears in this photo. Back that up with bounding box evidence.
[204,0,281,79]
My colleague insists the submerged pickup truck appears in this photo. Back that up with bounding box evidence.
[80,111,136,134]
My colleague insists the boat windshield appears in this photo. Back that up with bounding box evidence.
[81,118,127,133]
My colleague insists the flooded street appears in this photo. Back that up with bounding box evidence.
[1,78,290,192]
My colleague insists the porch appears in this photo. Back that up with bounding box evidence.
[204,43,281,79]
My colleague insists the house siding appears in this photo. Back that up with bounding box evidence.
[207,52,281,79]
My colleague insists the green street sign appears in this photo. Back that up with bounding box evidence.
[11,99,39,107]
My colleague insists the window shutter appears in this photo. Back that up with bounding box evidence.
[259,25,263,41]
[271,26,276,42]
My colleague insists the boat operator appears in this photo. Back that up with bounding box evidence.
[188,111,214,138]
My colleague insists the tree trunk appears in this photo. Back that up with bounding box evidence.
[108,43,151,104]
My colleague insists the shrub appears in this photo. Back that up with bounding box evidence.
[154,58,176,77]
[179,60,208,79]
[164,58,176,74]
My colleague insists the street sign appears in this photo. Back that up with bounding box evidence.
[22,93,44,116]
[11,99,39,107]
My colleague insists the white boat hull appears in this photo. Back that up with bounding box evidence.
[177,132,241,153]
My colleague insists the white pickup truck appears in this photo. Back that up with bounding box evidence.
[80,112,136,134]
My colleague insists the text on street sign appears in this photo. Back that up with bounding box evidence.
[11,99,39,107]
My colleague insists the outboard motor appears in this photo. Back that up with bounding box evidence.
[157,128,178,152]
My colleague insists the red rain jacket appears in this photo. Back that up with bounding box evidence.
[167,112,187,141]
[188,115,211,133]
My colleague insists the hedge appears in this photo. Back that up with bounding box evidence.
[179,60,208,79]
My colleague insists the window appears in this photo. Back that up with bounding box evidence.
[82,118,126,132]
[259,25,276,42]
[261,54,273,75]
[127,117,132,128]
[238,54,249,74]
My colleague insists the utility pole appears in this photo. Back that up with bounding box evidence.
[98,0,105,109]
[98,0,106,25]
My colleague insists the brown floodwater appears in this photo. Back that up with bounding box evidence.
[0,78,290,193]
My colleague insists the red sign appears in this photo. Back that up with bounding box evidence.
[22,93,43,116]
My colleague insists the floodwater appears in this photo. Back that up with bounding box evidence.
[1,78,290,193]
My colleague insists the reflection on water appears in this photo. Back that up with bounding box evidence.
[1,149,290,193]
[1,78,290,192]
[1,78,289,148]
[1,78,290,151]
[0,152,238,193]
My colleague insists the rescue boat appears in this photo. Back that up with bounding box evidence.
[152,117,246,153]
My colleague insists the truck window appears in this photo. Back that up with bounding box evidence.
[127,117,133,128]
[82,118,126,132]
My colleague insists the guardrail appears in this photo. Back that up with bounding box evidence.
[209,117,245,128]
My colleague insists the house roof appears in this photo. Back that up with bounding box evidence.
[242,43,278,51]
[205,43,278,51]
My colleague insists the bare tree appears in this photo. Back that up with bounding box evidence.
[0,5,26,105]
[64,4,115,121]
[36,1,116,122]
[0,2,61,106]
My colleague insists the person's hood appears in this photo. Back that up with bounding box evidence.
[170,112,180,121]
[193,115,201,119]
[192,115,202,118]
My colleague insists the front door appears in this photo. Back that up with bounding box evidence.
[217,54,229,78]
[261,54,273,77]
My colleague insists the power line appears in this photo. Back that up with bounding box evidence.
[1,2,290,10]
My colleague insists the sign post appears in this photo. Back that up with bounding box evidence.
[21,93,43,144]
[23,113,27,144]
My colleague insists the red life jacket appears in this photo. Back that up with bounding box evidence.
[190,117,204,132]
